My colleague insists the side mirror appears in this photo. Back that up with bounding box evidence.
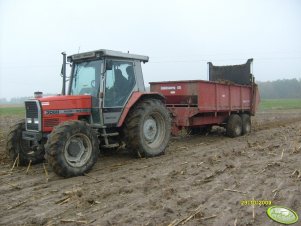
[106,60,113,70]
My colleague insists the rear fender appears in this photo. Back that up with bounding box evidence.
[117,91,165,127]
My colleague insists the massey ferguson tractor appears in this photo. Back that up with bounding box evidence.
[6,49,259,177]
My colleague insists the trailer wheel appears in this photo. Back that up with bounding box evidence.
[125,99,171,157]
[6,120,45,165]
[241,114,251,135]
[226,114,242,138]
[45,120,99,177]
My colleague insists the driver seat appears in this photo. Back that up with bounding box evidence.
[114,69,128,90]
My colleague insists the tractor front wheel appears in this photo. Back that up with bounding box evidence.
[45,120,99,177]
[125,99,171,157]
[6,120,45,165]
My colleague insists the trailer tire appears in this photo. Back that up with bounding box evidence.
[45,120,99,177]
[241,114,251,135]
[125,99,171,157]
[226,114,242,138]
[6,120,45,165]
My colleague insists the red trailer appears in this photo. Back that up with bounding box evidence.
[150,59,260,137]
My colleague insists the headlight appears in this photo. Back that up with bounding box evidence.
[27,118,32,123]
[34,118,39,124]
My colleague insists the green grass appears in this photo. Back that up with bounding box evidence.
[0,99,300,116]
[0,106,25,117]
[259,98,301,110]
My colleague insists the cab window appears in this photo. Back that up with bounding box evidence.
[104,61,135,107]
[70,60,102,97]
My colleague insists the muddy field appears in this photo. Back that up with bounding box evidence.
[0,109,301,226]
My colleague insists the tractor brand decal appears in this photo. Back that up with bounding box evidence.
[44,109,91,115]
[45,110,59,115]
[41,102,50,106]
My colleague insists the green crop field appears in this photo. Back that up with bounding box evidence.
[0,99,300,116]
[259,98,301,110]
[0,106,25,117]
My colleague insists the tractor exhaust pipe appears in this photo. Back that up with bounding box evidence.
[61,52,67,95]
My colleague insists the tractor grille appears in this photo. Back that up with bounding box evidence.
[25,100,40,131]
[25,101,38,118]
[44,118,59,127]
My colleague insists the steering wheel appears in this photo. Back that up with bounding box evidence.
[91,80,95,88]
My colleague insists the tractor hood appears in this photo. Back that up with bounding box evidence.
[37,95,92,112]
[31,95,92,132]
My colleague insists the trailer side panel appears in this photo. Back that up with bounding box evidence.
[150,80,259,135]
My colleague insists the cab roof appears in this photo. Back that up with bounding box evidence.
[68,49,149,63]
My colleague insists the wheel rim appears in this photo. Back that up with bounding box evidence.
[245,123,251,133]
[64,133,92,168]
[143,118,157,141]
[235,125,242,135]
[143,112,165,149]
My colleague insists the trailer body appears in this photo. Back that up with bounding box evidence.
[150,80,259,135]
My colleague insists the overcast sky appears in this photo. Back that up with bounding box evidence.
[0,0,300,99]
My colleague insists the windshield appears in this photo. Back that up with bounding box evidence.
[70,60,102,97]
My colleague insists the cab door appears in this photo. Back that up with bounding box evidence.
[103,60,136,126]
[69,59,103,124]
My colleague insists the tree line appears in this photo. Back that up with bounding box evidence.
[0,78,300,104]
[257,78,301,99]
[0,94,56,105]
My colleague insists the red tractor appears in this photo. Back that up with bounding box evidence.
[7,50,171,177]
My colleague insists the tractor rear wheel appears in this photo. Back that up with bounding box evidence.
[241,113,251,135]
[125,99,171,157]
[45,120,99,177]
[226,114,242,138]
[6,120,45,165]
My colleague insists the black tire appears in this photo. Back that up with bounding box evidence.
[6,119,45,165]
[226,114,242,138]
[45,120,99,177]
[241,113,251,135]
[124,99,171,157]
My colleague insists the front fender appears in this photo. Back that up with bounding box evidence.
[117,91,165,127]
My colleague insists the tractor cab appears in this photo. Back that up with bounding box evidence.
[7,49,170,178]
[66,49,149,125]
